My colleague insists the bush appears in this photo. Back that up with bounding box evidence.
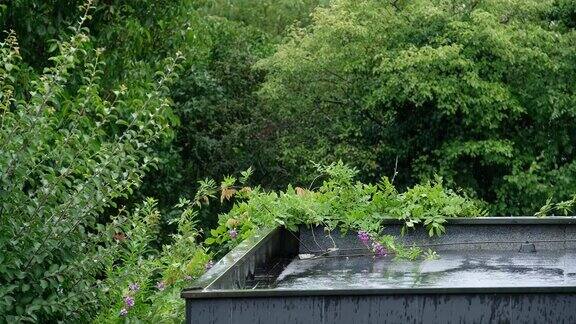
[195,0,325,36]
[0,6,179,320]
[92,198,209,323]
[138,17,275,214]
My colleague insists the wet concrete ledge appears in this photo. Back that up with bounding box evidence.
[183,227,298,292]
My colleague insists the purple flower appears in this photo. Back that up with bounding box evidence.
[124,295,135,308]
[119,308,128,317]
[372,242,388,258]
[229,228,238,239]
[129,283,139,292]
[357,230,371,245]
[205,260,214,271]
[156,281,165,291]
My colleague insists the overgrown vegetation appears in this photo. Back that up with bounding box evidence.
[1,0,575,322]
[206,162,485,260]
[0,2,184,319]
[92,198,210,322]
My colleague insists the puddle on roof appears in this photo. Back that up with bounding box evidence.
[272,250,576,290]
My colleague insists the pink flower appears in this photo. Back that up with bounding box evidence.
[129,283,139,292]
[372,242,388,257]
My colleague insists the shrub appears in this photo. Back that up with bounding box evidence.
[0,4,180,320]
[92,198,209,323]
[195,0,326,36]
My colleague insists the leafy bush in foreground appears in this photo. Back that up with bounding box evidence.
[92,198,209,323]
[0,5,179,321]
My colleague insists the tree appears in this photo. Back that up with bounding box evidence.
[257,0,576,214]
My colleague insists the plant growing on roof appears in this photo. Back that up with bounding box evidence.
[205,161,486,260]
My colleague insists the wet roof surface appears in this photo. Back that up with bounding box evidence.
[273,250,576,290]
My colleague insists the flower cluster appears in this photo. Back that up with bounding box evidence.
[372,242,388,258]
[129,283,140,292]
[229,228,238,239]
[156,281,166,291]
[357,230,371,245]
[124,296,135,308]
[119,283,139,317]
[358,230,388,257]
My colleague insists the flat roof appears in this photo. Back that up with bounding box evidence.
[182,218,576,299]
[274,250,576,290]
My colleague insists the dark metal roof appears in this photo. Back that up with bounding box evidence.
[182,217,576,299]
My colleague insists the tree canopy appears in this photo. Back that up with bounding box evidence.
[257,0,576,214]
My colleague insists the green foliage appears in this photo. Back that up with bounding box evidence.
[549,0,576,28]
[0,6,180,320]
[144,16,275,208]
[206,162,485,259]
[535,194,576,217]
[92,198,209,323]
[196,0,326,36]
[1,0,575,321]
[0,0,85,68]
[0,0,193,68]
[257,0,576,215]
[0,0,339,221]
